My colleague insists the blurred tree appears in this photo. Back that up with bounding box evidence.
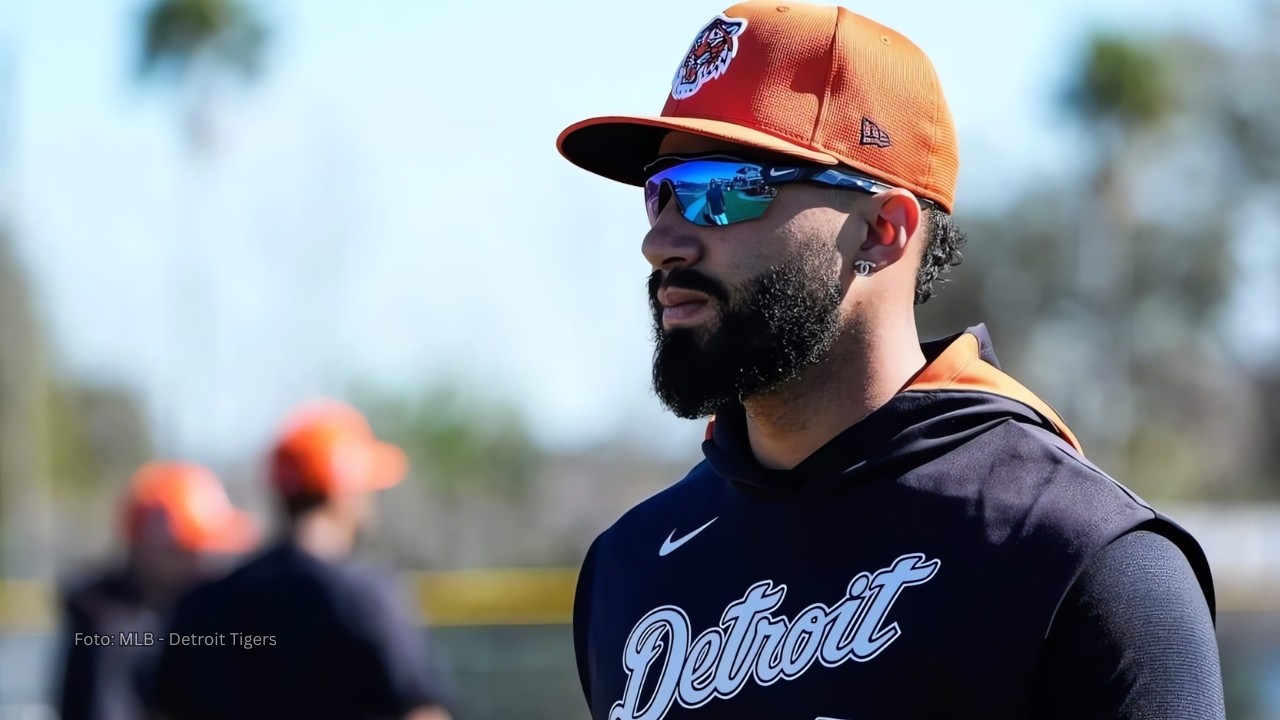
[346,384,549,569]
[137,0,269,152]
[1063,35,1176,136]
[1199,2,1280,489]
[920,18,1280,501]
[363,384,543,502]
[0,228,155,572]
[1061,33,1178,480]
[0,226,56,577]
[1110,24,1280,499]
[133,0,272,458]
[46,384,153,496]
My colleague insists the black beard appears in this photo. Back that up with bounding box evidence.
[649,245,844,419]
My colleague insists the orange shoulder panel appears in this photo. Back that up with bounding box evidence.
[906,333,1083,454]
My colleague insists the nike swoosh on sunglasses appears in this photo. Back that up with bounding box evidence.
[643,154,914,228]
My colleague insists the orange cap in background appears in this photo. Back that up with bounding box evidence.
[557,0,960,212]
[123,461,260,553]
[269,399,407,499]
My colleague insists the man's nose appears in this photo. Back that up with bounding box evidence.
[642,202,705,270]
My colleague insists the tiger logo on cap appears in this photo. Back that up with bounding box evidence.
[671,13,748,100]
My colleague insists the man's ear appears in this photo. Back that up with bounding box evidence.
[854,190,923,272]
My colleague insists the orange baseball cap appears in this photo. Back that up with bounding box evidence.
[557,1,960,212]
[122,461,260,553]
[268,399,408,498]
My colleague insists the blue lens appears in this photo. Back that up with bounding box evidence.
[645,160,779,227]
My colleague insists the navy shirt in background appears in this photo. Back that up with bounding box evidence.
[147,541,448,720]
[57,567,164,720]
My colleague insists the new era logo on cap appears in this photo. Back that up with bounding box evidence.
[860,118,892,148]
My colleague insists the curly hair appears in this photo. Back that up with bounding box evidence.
[827,187,967,305]
[915,204,967,305]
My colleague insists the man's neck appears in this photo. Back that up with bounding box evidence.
[742,319,927,470]
[291,512,356,561]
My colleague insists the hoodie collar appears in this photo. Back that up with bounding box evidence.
[701,324,1081,493]
[908,324,1079,451]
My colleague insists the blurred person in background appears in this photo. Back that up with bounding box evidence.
[146,399,453,720]
[557,1,1224,718]
[705,180,728,226]
[55,460,259,720]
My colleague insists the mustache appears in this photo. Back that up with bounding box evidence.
[647,267,731,307]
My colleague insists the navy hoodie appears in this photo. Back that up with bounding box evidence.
[573,325,1214,720]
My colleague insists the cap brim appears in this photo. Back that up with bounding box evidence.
[364,442,408,492]
[195,510,260,554]
[556,115,840,186]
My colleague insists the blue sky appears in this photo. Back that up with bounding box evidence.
[0,0,1260,461]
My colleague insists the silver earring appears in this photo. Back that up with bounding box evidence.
[854,260,875,277]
